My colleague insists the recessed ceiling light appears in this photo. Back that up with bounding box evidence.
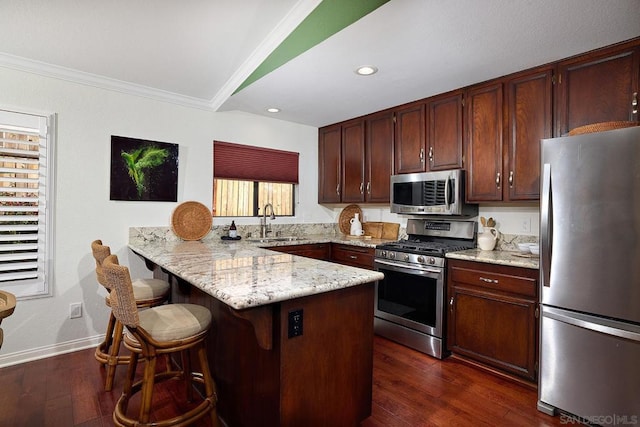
[266,107,280,113]
[355,65,378,76]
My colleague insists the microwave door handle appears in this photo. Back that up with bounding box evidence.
[444,175,450,207]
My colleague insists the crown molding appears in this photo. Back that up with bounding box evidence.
[0,52,215,111]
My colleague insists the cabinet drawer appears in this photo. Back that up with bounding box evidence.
[450,263,537,297]
[269,243,330,260]
[331,244,374,270]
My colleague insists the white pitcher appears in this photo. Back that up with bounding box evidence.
[350,213,363,236]
[477,227,499,251]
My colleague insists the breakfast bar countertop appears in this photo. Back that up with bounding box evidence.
[128,238,384,310]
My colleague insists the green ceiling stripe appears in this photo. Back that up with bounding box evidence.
[234,0,390,94]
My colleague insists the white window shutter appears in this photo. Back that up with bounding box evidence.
[0,110,53,298]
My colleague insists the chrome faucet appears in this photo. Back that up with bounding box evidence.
[260,203,276,238]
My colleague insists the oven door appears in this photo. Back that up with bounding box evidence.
[374,259,444,338]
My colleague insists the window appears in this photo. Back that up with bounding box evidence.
[213,141,298,217]
[0,109,55,299]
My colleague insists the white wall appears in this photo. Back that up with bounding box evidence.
[0,67,328,365]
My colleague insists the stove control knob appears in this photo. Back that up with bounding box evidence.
[389,252,396,259]
[403,254,410,262]
[417,256,425,263]
[380,251,387,258]
[428,257,436,265]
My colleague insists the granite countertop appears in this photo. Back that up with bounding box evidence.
[128,237,385,310]
[446,248,539,270]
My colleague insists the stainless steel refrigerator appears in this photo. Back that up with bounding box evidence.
[538,125,640,425]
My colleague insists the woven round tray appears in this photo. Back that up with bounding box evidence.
[171,201,212,241]
[568,121,639,136]
[338,204,363,235]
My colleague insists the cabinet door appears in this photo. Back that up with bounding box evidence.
[506,67,553,200]
[427,91,463,171]
[318,125,342,203]
[448,285,538,381]
[394,103,426,174]
[365,112,394,202]
[341,120,366,203]
[556,43,640,136]
[465,82,504,202]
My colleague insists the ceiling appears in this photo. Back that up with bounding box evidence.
[1,0,639,128]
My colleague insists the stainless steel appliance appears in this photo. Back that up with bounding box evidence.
[538,125,640,424]
[374,218,476,358]
[390,169,477,216]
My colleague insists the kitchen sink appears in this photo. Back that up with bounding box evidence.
[246,236,308,243]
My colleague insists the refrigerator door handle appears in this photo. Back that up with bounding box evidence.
[544,306,640,343]
[540,163,552,287]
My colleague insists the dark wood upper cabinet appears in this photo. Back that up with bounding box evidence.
[427,91,464,171]
[556,41,640,136]
[505,67,553,200]
[465,81,504,202]
[394,103,426,174]
[341,119,366,203]
[319,37,639,205]
[318,115,392,204]
[318,124,342,203]
[365,111,394,202]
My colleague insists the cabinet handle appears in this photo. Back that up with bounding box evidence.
[509,170,514,188]
[419,148,425,162]
[359,182,364,194]
[633,92,638,115]
[495,172,501,189]
[349,255,358,259]
[428,146,434,162]
[449,297,454,312]
[336,167,340,196]
[366,182,371,195]
[336,184,340,196]
[479,277,499,284]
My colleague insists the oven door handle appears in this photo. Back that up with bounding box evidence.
[375,259,442,275]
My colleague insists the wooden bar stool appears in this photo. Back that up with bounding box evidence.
[0,290,16,350]
[102,254,219,427]
[91,240,170,391]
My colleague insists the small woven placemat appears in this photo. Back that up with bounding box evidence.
[171,201,212,241]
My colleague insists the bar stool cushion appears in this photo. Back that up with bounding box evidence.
[125,303,212,343]
[106,278,170,304]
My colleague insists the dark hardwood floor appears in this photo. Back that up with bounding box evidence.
[0,336,568,426]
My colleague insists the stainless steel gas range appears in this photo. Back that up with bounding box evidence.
[374,218,477,359]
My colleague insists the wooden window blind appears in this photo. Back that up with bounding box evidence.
[213,141,299,184]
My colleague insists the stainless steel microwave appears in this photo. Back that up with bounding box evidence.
[390,170,477,216]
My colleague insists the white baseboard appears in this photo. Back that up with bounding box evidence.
[0,335,103,368]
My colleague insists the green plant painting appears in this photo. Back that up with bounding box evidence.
[110,136,178,201]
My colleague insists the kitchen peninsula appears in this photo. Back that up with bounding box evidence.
[128,234,384,427]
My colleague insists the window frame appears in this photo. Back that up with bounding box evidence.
[0,108,56,300]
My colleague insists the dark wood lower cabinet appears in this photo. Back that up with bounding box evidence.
[268,242,331,260]
[330,243,375,269]
[172,276,375,427]
[447,259,538,383]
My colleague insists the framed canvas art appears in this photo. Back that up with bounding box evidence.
[110,136,179,201]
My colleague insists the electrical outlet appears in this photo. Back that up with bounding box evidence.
[69,302,82,319]
[521,218,531,233]
[288,309,303,338]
